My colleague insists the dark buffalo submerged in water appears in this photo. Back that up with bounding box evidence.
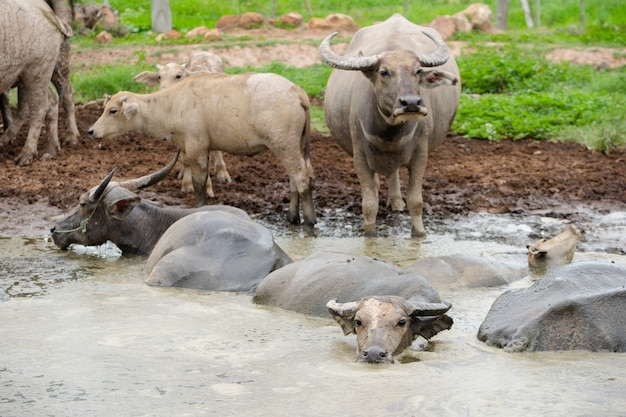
[478,261,626,352]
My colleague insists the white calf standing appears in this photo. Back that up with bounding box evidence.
[89,72,316,227]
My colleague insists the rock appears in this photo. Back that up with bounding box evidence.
[185,26,210,38]
[217,12,265,30]
[429,15,457,40]
[307,13,359,31]
[459,3,493,31]
[239,12,264,28]
[452,13,473,33]
[203,29,222,42]
[94,30,113,44]
[278,12,303,27]
[216,14,240,30]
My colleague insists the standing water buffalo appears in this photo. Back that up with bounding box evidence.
[133,50,230,198]
[88,72,316,227]
[253,252,453,363]
[0,0,73,165]
[319,14,460,237]
[50,151,244,255]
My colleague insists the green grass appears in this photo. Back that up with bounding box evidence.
[69,0,626,151]
[89,0,626,34]
[452,43,626,150]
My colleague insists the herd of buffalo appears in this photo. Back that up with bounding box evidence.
[2,0,625,362]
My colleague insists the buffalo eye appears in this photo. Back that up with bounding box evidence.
[414,68,423,76]
[354,319,362,327]
[397,318,407,327]
[109,108,117,115]
[175,73,183,80]
[379,70,390,77]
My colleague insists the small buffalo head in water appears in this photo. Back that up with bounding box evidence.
[327,295,453,364]
[527,225,580,277]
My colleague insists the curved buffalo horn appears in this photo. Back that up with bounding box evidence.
[89,167,117,203]
[408,300,452,317]
[326,299,359,317]
[119,149,180,191]
[418,31,450,68]
[319,32,381,71]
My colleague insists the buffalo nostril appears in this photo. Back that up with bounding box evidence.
[399,95,422,110]
[361,346,389,363]
[87,128,94,136]
[398,95,423,112]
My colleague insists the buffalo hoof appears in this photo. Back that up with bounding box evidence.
[14,151,36,166]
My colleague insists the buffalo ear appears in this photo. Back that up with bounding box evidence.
[408,300,453,340]
[106,195,140,220]
[121,98,139,118]
[327,300,359,335]
[420,69,458,88]
[133,71,159,87]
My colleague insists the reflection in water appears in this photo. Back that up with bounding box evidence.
[1,221,626,416]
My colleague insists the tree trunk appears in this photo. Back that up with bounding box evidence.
[151,0,172,33]
[520,0,534,28]
[496,0,510,30]
[580,0,586,26]
[536,0,541,27]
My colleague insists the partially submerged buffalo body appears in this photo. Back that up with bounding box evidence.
[254,252,453,363]
[478,261,626,352]
[51,152,242,256]
[145,210,291,293]
[405,253,529,291]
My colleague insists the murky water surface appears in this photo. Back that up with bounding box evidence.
[1,211,625,416]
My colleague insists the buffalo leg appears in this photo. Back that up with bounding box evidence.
[187,148,209,206]
[213,151,231,183]
[407,146,429,237]
[182,150,215,197]
[387,170,406,212]
[288,177,301,225]
[0,92,12,131]
[353,153,379,237]
[40,86,60,159]
[13,86,48,166]
[273,145,316,227]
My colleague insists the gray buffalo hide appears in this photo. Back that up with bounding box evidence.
[404,254,528,292]
[145,211,292,292]
[253,252,444,317]
[477,261,626,352]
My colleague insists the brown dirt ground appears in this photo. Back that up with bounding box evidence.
[1,27,625,242]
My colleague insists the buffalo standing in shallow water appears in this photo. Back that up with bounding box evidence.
[319,14,460,237]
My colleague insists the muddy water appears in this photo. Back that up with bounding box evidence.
[1,212,626,416]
